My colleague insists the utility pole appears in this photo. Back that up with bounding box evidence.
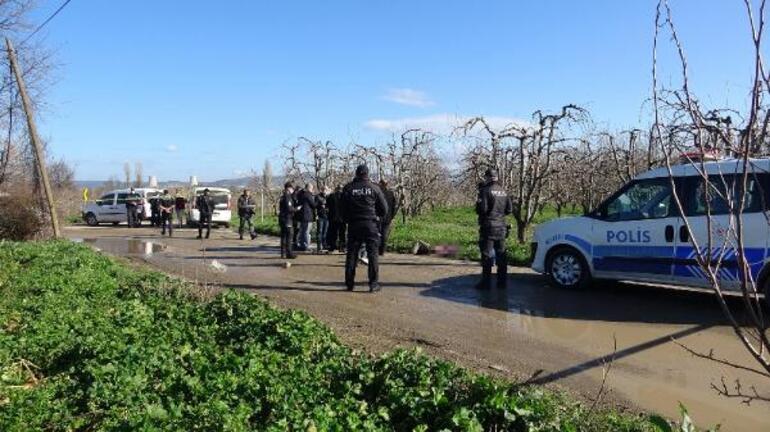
[6,38,60,238]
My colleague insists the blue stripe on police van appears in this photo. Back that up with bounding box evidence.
[556,235,770,279]
[593,245,674,258]
[564,234,592,255]
[592,257,672,274]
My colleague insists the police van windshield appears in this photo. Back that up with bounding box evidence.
[599,178,673,221]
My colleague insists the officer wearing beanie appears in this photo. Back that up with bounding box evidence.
[340,164,388,292]
[475,168,513,289]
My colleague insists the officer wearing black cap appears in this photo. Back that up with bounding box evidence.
[341,164,388,292]
[475,168,513,289]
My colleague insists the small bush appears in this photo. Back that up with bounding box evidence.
[0,191,43,240]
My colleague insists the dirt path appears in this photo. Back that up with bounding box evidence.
[66,225,770,431]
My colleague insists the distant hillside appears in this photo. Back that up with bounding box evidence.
[75,175,286,191]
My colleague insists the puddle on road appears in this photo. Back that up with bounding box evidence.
[73,238,166,256]
[421,276,770,430]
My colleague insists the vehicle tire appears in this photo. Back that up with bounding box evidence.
[224,223,230,229]
[85,213,98,226]
[546,246,591,290]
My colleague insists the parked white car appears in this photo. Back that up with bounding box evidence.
[82,188,161,226]
[187,187,232,227]
[531,158,770,306]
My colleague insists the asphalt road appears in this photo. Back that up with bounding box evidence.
[65,225,770,431]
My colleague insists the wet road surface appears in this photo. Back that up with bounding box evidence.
[66,226,770,430]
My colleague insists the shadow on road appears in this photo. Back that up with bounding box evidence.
[421,273,740,326]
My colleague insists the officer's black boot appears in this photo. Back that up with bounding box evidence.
[475,264,492,290]
[497,266,508,288]
[497,254,508,288]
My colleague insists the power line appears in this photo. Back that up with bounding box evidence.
[21,0,73,45]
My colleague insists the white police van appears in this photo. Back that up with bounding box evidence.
[531,158,770,305]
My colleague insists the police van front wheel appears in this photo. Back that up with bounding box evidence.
[546,246,591,290]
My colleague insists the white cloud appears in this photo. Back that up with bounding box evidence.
[166,144,178,152]
[364,113,529,133]
[382,88,435,108]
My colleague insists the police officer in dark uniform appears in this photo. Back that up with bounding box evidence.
[158,189,175,237]
[237,189,257,240]
[279,182,299,259]
[196,188,215,239]
[341,164,388,292]
[475,168,513,289]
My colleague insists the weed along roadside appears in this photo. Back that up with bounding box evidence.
[0,240,690,431]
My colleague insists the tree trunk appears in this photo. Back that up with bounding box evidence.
[516,222,526,243]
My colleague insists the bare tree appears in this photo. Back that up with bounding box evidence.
[134,161,143,187]
[122,162,130,188]
[261,159,277,215]
[0,1,56,190]
[458,106,589,242]
[652,0,769,405]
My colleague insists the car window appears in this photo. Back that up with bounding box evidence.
[98,193,115,205]
[603,179,673,221]
[116,193,128,205]
[686,174,766,216]
[196,190,230,205]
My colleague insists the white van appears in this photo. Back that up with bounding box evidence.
[531,159,770,304]
[82,188,161,226]
[187,187,232,227]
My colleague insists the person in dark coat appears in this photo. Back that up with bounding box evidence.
[158,189,175,237]
[125,188,140,228]
[475,168,513,289]
[279,182,299,259]
[195,188,215,239]
[315,187,330,252]
[174,189,187,228]
[237,189,257,240]
[378,179,397,256]
[326,184,346,253]
[297,183,317,251]
[291,186,303,249]
[149,195,161,227]
[341,165,388,292]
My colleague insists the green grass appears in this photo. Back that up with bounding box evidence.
[235,206,581,266]
[0,241,683,431]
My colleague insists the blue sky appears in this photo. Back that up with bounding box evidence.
[28,0,760,181]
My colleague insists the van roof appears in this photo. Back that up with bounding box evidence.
[635,158,770,180]
[109,187,161,194]
[192,186,230,193]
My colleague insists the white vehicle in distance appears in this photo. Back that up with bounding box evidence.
[531,158,770,306]
[82,188,161,226]
[187,187,232,228]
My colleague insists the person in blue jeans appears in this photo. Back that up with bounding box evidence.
[315,187,330,252]
[297,183,316,251]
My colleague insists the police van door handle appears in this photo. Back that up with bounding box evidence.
[679,225,689,242]
[665,225,674,243]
